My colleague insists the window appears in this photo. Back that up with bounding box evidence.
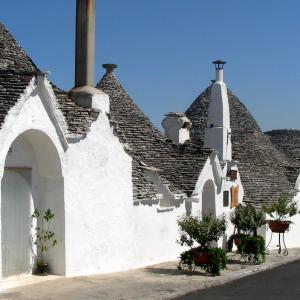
[223,191,229,207]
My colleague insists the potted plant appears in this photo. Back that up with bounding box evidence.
[32,208,57,275]
[230,203,266,237]
[177,213,227,276]
[237,235,265,264]
[262,195,298,233]
[229,203,266,263]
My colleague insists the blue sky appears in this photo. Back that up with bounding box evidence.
[1,0,300,131]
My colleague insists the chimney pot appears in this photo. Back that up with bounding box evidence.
[212,60,226,70]
[103,64,118,73]
[212,60,227,82]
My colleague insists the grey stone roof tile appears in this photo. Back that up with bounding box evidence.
[0,22,37,127]
[52,85,99,136]
[0,22,98,136]
[265,129,300,184]
[97,69,211,202]
[185,85,294,207]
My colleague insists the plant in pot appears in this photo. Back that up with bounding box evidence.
[262,195,298,233]
[229,203,266,263]
[177,213,227,276]
[32,208,57,275]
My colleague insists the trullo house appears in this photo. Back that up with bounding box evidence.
[0,0,300,281]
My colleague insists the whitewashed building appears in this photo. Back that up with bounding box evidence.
[0,0,243,280]
[2,0,299,282]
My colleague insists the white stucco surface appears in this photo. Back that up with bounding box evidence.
[162,114,191,144]
[204,69,232,161]
[0,77,66,278]
[0,74,248,281]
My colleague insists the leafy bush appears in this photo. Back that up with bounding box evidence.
[178,249,196,271]
[206,247,227,276]
[178,213,227,248]
[178,247,227,276]
[230,203,266,236]
[237,235,265,264]
[226,233,246,252]
[177,213,227,276]
[262,195,298,222]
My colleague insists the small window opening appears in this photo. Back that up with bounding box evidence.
[223,191,229,207]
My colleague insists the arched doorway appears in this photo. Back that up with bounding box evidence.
[1,129,65,277]
[202,180,216,217]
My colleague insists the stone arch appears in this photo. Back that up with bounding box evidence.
[202,180,216,217]
[1,129,65,277]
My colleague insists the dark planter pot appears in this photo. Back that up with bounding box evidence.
[34,262,49,276]
[268,221,290,233]
[193,252,209,265]
[234,237,240,247]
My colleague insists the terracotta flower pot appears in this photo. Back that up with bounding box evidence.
[234,237,240,247]
[267,221,290,233]
[193,252,209,265]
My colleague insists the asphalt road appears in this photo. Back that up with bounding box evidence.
[175,260,300,300]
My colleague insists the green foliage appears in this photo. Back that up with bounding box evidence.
[177,213,227,248]
[178,249,195,271]
[230,204,266,235]
[32,208,57,265]
[206,247,227,276]
[262,195,298,222]
[177,213,227,276]
[178,247,227,276]
[237,235,265,264]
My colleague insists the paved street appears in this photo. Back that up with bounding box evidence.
[1,249,300,300]
[175,259,300,300]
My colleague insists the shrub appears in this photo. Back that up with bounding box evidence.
[262,195,298,222]
[178,213,227,248]
[237,235,265,264]
[206,247,227,276]
[177,213,227,276]
[230,203,266,236]
[178,247,227,276]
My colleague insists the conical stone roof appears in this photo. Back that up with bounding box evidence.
[265,129,300,184]
[0,22,37,126]
[185,85,294,207]
[97,67,212,202]
[0,22,99,136]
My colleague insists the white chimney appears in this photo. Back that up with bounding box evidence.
[162,112,192,144]
[204,60,232,161]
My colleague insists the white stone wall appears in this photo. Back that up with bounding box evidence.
[0,77,244,279]
[0,78,66,278]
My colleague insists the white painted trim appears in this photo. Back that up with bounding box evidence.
[36,76,69,151]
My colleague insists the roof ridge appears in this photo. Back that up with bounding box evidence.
[0,22,38,73]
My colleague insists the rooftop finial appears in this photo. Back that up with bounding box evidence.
[212,60,226,70]
[212,60,226,82]
[103,64,118,73]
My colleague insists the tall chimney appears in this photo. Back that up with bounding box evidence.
[75,0,95,87]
